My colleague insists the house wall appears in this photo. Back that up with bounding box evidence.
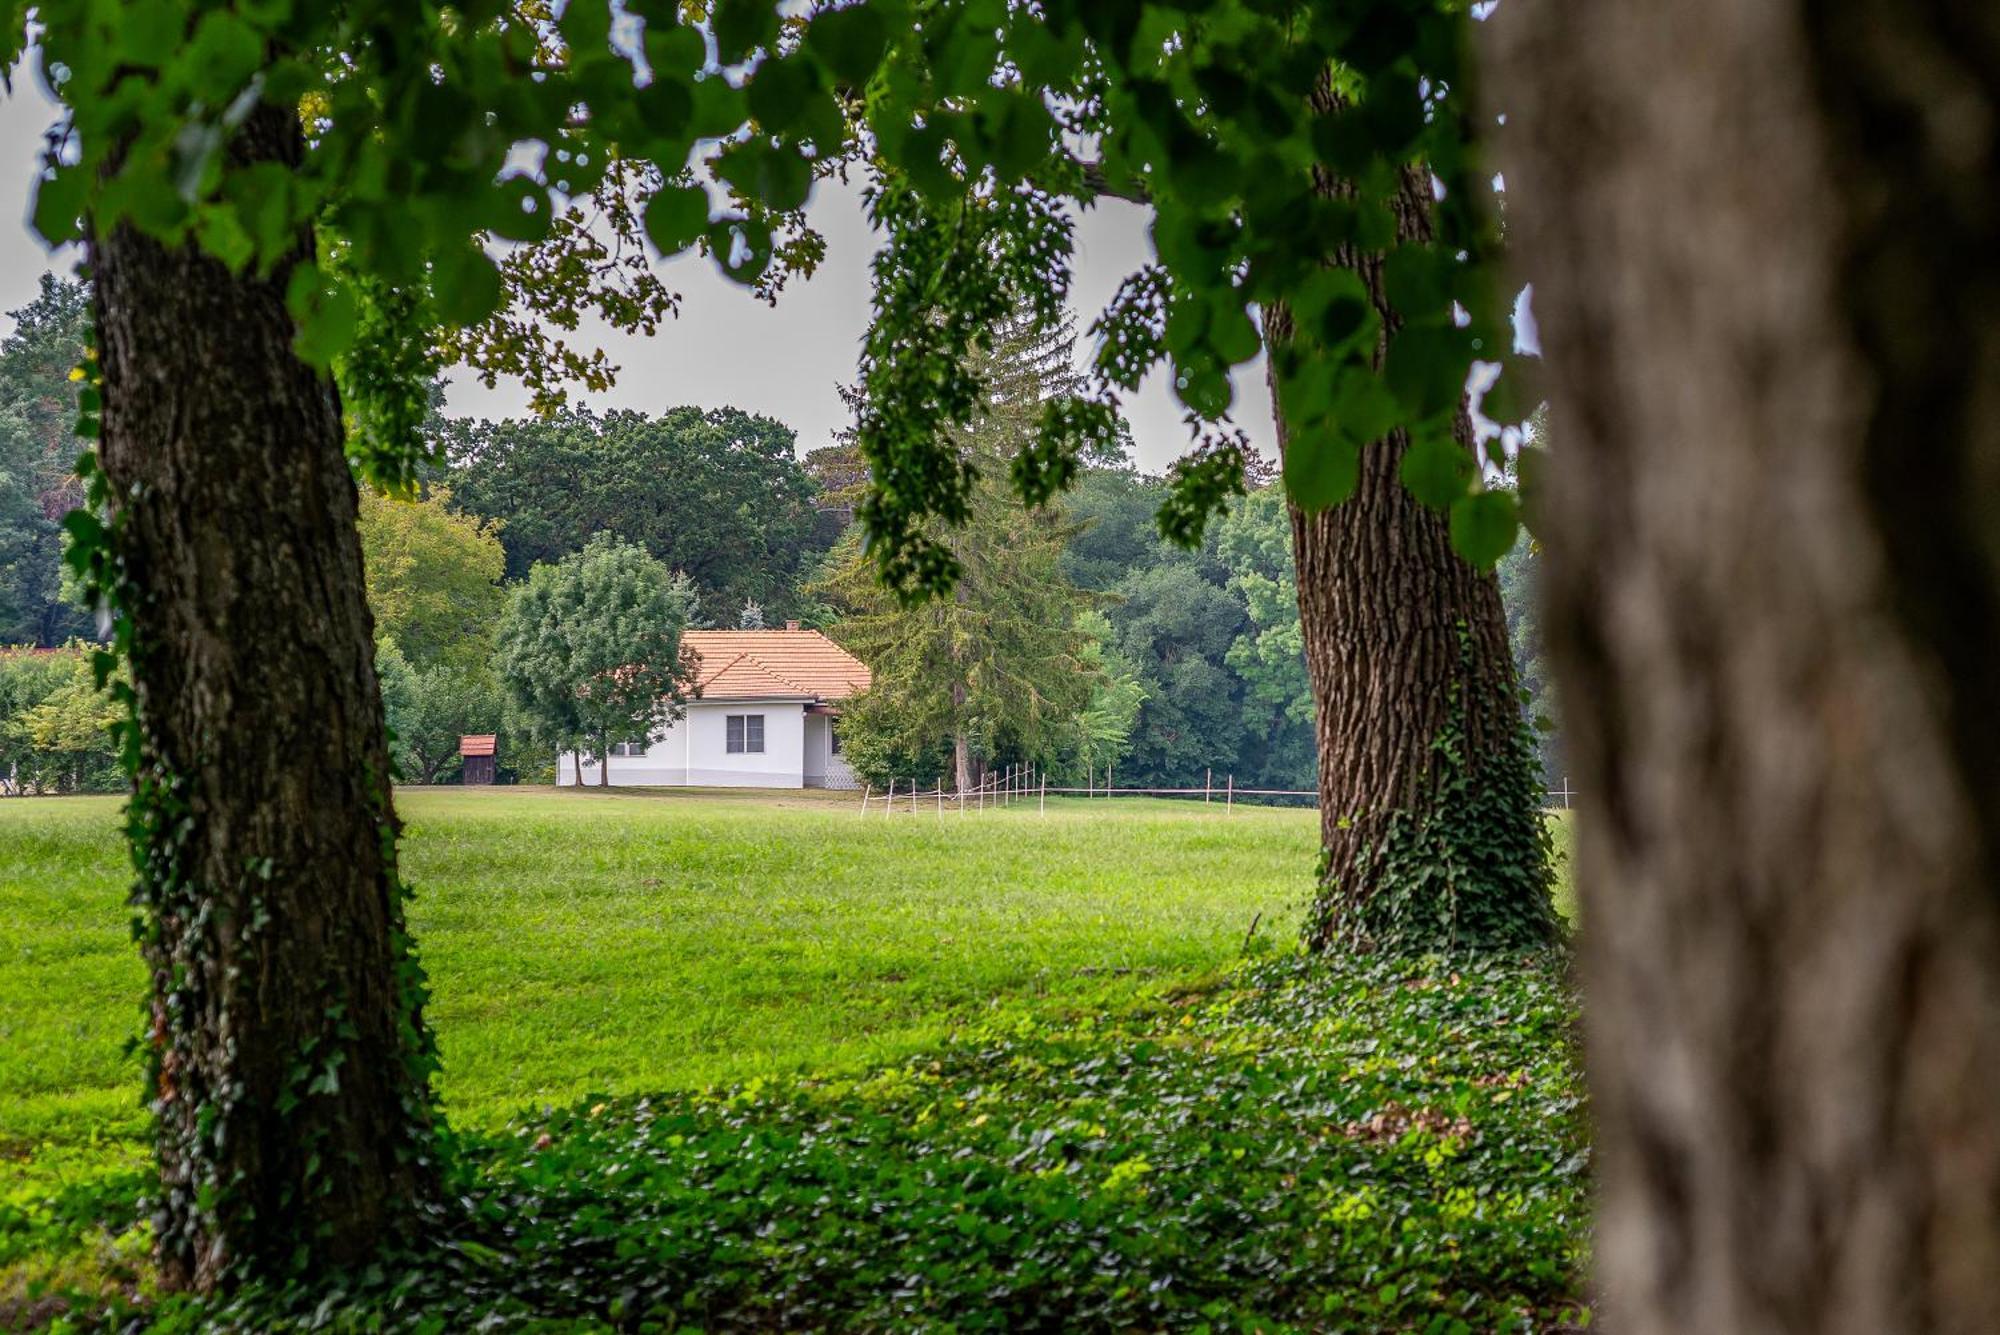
[557,701,808,788]
[804,713,829,785]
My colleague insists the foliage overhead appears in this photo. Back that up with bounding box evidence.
[23,0,1527,579]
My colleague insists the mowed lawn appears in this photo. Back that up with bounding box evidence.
[2,788,1316,1168]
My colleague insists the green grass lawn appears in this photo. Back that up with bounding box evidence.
[3,788,1588,1330]
[2,787,1316,1160]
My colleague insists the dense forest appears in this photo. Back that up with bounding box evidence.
[0,274,1556,796]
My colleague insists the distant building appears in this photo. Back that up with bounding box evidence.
[459,734,497,785]
[558,625,869,789]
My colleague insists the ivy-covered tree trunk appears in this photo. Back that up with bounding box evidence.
[1267,160,1555,954]
[1492,0,2000,1329]
[92,102,437,1292]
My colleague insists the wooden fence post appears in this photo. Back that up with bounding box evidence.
[1205,767,1212,807]
[1226,773,1234,814]
[861,783,871,817]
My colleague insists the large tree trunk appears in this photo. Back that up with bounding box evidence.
[1490,2,2000,1330]
[93,102,437,1293]
[1269,161,1555,954]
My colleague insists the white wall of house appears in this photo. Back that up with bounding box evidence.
[558,700,810,788]
[804,713,830,785]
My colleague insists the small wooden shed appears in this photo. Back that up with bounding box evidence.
[459,734,497,785]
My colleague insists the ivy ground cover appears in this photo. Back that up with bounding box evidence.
[2,789,1584,1330]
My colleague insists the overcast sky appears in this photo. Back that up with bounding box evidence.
[0,72,1278,475]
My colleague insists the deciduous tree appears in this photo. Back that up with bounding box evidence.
[496,534,696,788]
[443,406,824,616]
[357,487,506,675]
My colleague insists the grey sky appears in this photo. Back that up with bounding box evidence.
[0,75,1278,475]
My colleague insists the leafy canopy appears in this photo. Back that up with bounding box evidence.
[25,0,1527,587]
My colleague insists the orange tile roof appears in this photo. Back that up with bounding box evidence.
[682,629,871,702]
[459,734,497,757]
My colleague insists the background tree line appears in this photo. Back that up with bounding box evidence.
[0,272,1561,798]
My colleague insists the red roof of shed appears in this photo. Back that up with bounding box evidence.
[459,734,497,757]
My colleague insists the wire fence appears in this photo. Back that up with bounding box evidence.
[857,764,1316,817]
[857,766,1580,817]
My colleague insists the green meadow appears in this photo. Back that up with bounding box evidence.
[3,788,1316,1158]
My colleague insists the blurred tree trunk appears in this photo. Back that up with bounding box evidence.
[1490,1,2000,1329]
[1268,156,1555,953]
[92,101,437,1292]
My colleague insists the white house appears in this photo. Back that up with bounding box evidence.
[558,626,870,789]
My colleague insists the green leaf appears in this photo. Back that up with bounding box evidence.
[1282,425,1358,512]
[489,176,552,244]
[746,57,820,134]
[287,266,359,369]
[1329,367,1400,445]
[712,0,780,64]
[644,21,707,81]
[432,244,504,328]
[1382,246,1449,325]
[194,203,255,272]
[708,219,774,286]
[183,11,264,102]
[806,4,892,86]
[115,0,184,68]
[222,163,295,267]
[1449,489,1519,568]
[716,141,812,213]
[1399,431,1473,509]
[976,92,1052,182]
[635,76,697,161]
[1479,359,1542,426]
[1207,303,1260,366]
[1383,325,1471,420]
[1173,354,1231,419]
[31,165,86,245]
[644,185,710,255]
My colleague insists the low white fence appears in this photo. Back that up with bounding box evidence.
[857,766,1579,816]
[857,764,1316,817]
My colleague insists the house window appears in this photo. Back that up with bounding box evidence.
[829,722,842,754]
[610,739,648,757]
[726,714,764,754]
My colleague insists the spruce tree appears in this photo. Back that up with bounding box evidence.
[820,308,1098,791]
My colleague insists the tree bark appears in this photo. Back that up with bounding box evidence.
[1269,158,1554,953]
[92,102,437,1292]
[1489,1,2000,1330]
